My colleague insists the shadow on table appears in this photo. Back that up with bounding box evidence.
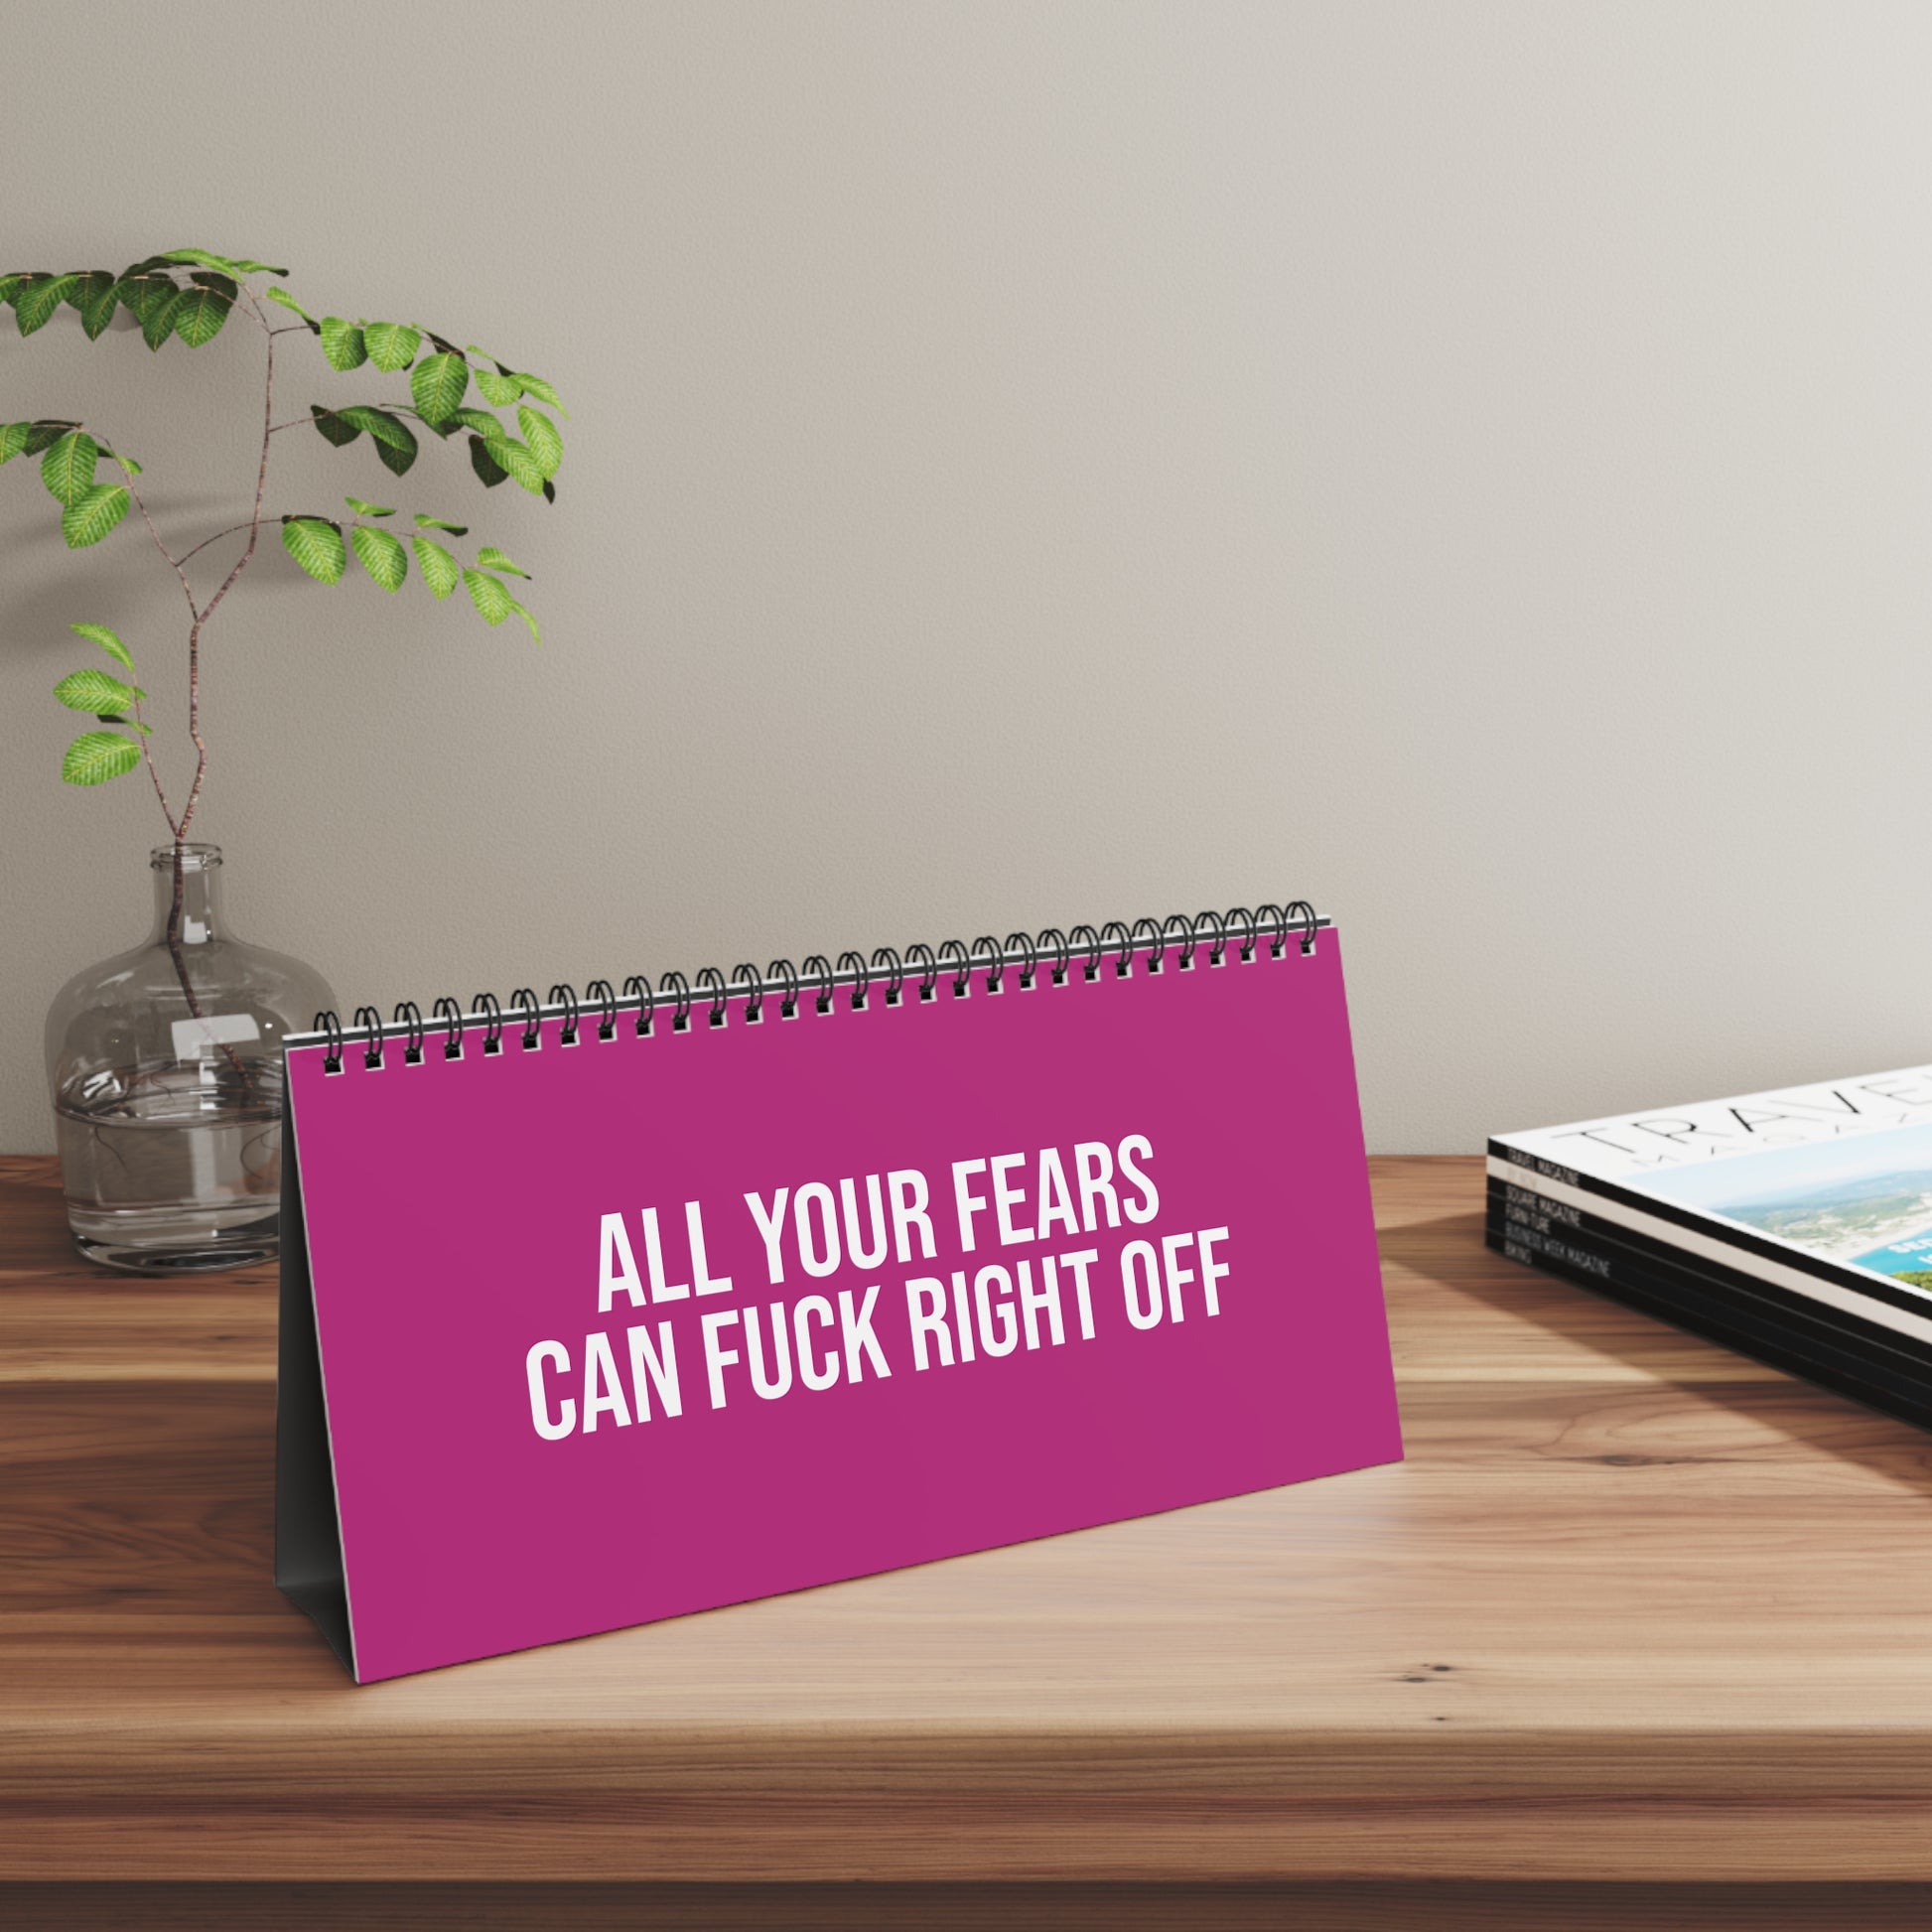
[1381,1210,1932,1499]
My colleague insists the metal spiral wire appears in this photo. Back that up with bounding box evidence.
[301,901,1326,1064]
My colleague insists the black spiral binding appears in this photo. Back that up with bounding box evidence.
[300,901,1323,1070]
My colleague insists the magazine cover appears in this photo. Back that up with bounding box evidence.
[1491,1066,1932,1295]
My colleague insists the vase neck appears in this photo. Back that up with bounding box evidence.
[148,844,226,947]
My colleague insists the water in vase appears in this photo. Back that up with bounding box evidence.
[45,844,334,1274]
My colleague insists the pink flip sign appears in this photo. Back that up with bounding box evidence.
[278,916,1401,1681]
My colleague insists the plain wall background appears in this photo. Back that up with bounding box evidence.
[2,0,1926,1154]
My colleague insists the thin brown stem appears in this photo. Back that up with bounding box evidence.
[176,617,209,840]
[174,520,259,570]
[161,839,247,1082]
[165,843,205,1017]
[193,296,276,638]
[113,461,193,864]
[175,296,274,839]
[130,692,178,838]
[170,305,280,1084]
[45,287,299,1087]
[152,296,287,1088]
[118,465,199,627]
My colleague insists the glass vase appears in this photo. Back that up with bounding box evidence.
[44,843,336,1274]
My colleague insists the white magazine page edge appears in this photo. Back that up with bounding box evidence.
[1487,1158,1932,1347]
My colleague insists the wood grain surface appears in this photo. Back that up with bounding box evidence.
[10,1154,1932,1923]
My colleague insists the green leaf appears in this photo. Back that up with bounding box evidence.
[351,523,408,591]
[320,317,367,371]
[464,568,512,624]
[409,350,469,426]
[469,435,508,488]
[70,622,136,672]
[97,713,151,735]
[54,668,137,713]
[413,536,460,599]
[344,495,394,516]
[101,447,142,476]
[487,439,546,493]
[61,483,130,548]
[507,597,541,645]
[474,367,521,406]
[310,404,361,448]
[141,290,183,350]
[412,513,468,534]
[542,479,556,504]
[70,271,119,340]
[518,406,562,479]
[23,419,79,455]
[282,516,346,584]
[42,432,98,508]
[160,248,242,274]
[340,409,418,451]
[16,273,76,335]
[448,407,505,438]
[0,422,30,465]
[159,247,287,281]
[62,731,141,786]
[337,407,418,475]
[475,545,530,578]
[265,285,317,325]
[172,277,234,346]
[363,322,421,371]
[113,268,177,329]
[514,373,567,415]
[0,273,26,305]
[372,427,419,478]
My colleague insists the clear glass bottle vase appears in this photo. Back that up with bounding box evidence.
[45,843,336,1274]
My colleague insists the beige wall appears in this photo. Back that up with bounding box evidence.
[2,2,1926,1153]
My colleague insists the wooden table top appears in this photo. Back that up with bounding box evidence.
[10,1151,1932,1892]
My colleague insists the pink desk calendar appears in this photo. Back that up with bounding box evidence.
[277,903,1402,1681]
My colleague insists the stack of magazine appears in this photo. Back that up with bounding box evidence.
[1487,1065,1932,1429]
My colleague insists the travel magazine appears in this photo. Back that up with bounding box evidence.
[1489,1066,1932,1424]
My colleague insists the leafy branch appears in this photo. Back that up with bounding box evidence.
[1,245,565,811]
[278,501,539,641]
[4,245,569,1026]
